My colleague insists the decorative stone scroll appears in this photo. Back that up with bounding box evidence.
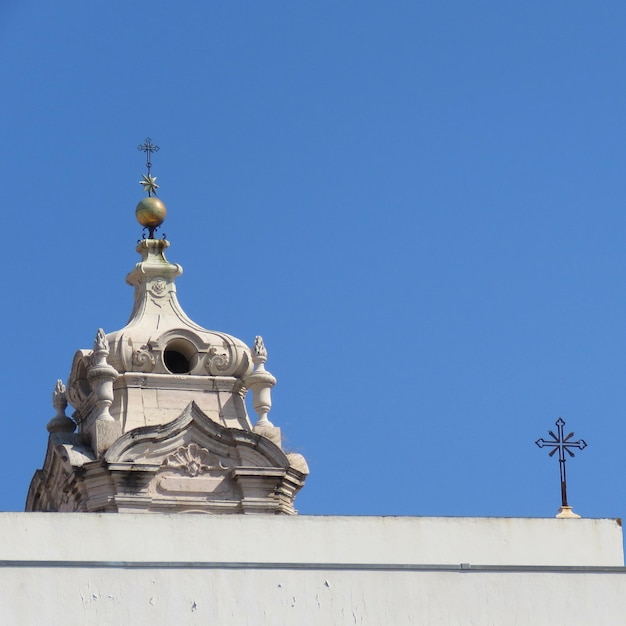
[132,345,156,372]
[205,345,231,374]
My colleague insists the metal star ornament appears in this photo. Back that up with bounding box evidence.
[139,173,159,196]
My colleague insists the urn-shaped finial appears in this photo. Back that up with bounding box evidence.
[245,336,277,427]
[88,328,118,424]
[86,328,121,457]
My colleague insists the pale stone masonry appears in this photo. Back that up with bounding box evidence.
[27,237,308,513]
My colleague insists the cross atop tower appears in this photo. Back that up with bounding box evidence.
[137,137,160,175]
[536,417,587,518]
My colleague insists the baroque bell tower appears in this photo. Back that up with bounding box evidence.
[26,139,308,514]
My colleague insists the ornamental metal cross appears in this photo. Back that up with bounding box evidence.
[137,137,160,175]
[535,418,587,508]
[137,137,160,197]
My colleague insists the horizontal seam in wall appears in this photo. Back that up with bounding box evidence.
[0,561,624,573]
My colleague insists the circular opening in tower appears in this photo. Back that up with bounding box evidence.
[163,339,196,374]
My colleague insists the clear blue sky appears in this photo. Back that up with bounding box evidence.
[1,1,625,517]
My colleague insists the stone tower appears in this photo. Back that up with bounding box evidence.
[26,152,308,514]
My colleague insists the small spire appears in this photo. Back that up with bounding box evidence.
[135,137,166,239]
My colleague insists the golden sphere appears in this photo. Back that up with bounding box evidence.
[135,197,167,228]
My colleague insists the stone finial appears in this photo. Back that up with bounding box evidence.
[87,328,120,456]
[94,328,109,353]
[253,335,267,360]
[46,379,76,434]
[53,379,67,412]
[245,335,277,427]
[88,328,117,422]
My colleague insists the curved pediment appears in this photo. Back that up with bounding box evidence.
[105,401,291,470]
[28,404,307,514]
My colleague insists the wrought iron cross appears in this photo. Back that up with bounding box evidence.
[137,137,160,197]
[535,418,587,508]
[137,137,160,176]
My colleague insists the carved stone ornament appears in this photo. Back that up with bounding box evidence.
[52,380,67,413]
[66,350,92,410]
[94,328,109,353]
[66,382,83,411]
[234,381,248,400]
[150,278,167,297]
[132,346,156,371]
[86,328,119,457]
[28,402,308,514]
[47,379,76,434]
[163,443,229,476]
[253,335,267,359]
[205,345,230,374]
[245,335,276,427]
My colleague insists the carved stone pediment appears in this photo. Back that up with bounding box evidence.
[106,401,291,468]
[27,402,308,515]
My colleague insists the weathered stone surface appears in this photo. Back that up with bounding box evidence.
[46,380,76,434]
[27,238,308,514]
[27,402,307,514]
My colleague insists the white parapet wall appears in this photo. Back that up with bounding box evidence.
[1,513,625,625]
[3,513,622,566]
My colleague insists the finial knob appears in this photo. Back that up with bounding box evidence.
[136,197,167,234]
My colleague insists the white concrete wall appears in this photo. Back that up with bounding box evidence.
[3,567,626,625]
[3,513,622,566]
[0,514,624,625]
